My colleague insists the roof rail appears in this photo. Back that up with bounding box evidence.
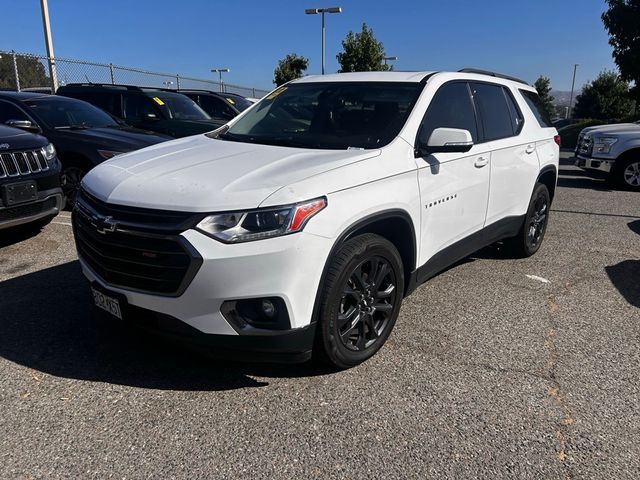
[458,68,529,86]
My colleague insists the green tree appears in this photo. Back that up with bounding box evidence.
[273,54,309,86]
[533,76,555,119]
[337,23,390,73]
[0,53,50,89]
[573,70,635,119]
[602,0,640,107]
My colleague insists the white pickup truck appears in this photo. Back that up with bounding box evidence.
[575,122,640,190]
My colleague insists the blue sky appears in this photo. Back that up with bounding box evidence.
[1,0,615,91]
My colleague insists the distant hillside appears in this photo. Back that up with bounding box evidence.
[551,89,581,107]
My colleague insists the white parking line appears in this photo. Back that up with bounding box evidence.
[526,274,550,284]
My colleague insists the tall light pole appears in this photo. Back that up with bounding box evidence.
[211,68,230,92]
[305,7,342,75]
[40,0,58,92]
[567,63,579,119]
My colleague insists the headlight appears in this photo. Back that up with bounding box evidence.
[593,137,618,154]
[97,150,125,160]
[196,197,327,243]
[42,143,56,160]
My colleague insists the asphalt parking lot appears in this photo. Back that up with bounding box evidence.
[1,152,638,479]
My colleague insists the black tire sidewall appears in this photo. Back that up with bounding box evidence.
[316,234,404,368]
[522,183,550,256]
[613,157,640,191]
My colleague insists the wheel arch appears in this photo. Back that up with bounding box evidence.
[311,209,418,325]
[536,165,558,203]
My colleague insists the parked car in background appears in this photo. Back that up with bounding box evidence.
[575,122,640,190]
[0,92,170,204]
[57,84,225,138]
[73,70,559,368]
[0,124,63,232]
[176,90,252,122]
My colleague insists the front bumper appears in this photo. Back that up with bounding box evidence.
[78,228,334,360]
[575,154,614,174]
[0,189,63,231]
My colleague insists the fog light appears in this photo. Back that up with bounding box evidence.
[261,299,276,318]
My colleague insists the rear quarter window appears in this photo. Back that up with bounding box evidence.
[520,90,553,128]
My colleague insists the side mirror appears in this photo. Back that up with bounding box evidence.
[6,119,39,133]
[415,127,474,157]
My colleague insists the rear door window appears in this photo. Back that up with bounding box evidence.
[471,82,515,141]
[199,95,236,120]
[520,90,553,128]
[418,82,478,144]
[504,88,524,135]
[124,95,158,121]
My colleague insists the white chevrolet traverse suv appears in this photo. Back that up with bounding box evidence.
[73,69,560,368]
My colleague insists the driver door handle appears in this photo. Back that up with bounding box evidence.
[474,156,489,168]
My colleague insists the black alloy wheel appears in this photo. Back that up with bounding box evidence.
[526,191,548,251]
[505,182,551,258]
[315,233,404,369]
[337,256,397,352]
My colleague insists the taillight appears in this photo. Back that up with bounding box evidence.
[554,135,561,147]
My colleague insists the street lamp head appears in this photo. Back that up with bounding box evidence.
[211,68,230,73]
[383,56,398,61]
[305,6,341,14]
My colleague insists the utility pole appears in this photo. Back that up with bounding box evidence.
[40,0,59,92]
[567,64,579,119]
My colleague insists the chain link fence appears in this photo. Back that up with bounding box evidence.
[0,50,270,98]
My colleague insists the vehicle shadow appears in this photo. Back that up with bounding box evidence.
[629,220,640,236]
[0,223,44,248]
[557,164,612,192]
[0,261,334,391]
[605,260,640,309]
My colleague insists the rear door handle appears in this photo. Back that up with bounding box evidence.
[525,145,536,154]
[474,156,489,168]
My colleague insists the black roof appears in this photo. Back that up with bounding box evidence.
[0,90,52,100]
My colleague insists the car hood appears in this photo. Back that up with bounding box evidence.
[81,134,380,211]
[0,125,48,150]
[581,123,640,136]
[62,126,170,150]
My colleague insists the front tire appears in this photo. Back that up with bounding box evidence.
[314,233,404,369]
[505,183,551,258]
[612,156,640,191]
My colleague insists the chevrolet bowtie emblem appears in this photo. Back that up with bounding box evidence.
[91,215,118,234]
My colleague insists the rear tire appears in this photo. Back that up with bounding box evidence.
[504,183,550,258]
[314,233,404,369]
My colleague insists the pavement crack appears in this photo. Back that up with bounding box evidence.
[545,281,577,479]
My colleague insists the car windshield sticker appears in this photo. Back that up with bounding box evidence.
[266,87,287,100]
[226,97,236,105]
[153,97,165,106]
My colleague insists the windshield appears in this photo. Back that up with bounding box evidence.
[223,82,423,149]
[149,92,212,121]
[25,97,118,129]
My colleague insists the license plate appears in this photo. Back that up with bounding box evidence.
[2,180,37,206]
[92,287,122,319]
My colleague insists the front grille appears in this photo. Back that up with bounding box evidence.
[73,190,202,296]
[0,196,57,223]
[0,148,50,178]
[576,133,593,156]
